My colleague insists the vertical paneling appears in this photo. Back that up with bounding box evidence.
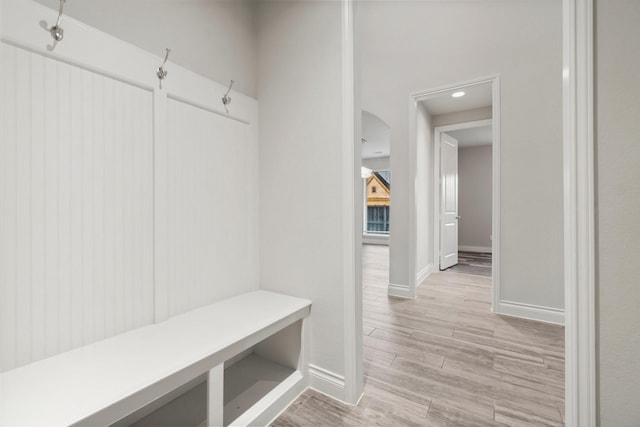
[92,74,106,342]
[163,99,256,317]
[1,22,257,373]
[81,68,95,345]
[0,43,155,372]
[1,43,17,371]
[43,55,59,358]
[15,47,32,368]
[138,89,155,326]
[30,52,46,363]
[57,57,71,355]
[103,77,116,340]
[69,64,83,351]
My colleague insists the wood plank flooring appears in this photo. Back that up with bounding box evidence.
[444,252,492,277]
[272,245,565,426]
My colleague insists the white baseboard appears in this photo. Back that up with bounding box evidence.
[308,364,345,402]
[459,245,492,253]
[496,300,565,325]
[415,264,433,288]
[387,283,415,299]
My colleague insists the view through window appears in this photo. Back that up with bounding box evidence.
[366,171,390,234]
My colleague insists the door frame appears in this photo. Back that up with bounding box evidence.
[563,0,595,424]
[348,0,595,423]
[410,76,500,312]
[433,118,495,278]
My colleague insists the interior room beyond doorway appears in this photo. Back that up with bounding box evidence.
[441,121,493,278]
[416,79,496,286]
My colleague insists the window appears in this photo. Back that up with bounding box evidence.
[364,170,390,234]
[367,206,389,232]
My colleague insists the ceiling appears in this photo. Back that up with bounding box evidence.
[446,124,493,147]
[421,82,492,116]
[421,81,493,148]
[361,111,390,159]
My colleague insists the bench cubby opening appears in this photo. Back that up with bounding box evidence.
[108,320,306,427]
[223,321,303,426]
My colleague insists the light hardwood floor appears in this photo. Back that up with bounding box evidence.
[444,251,492,277]
[272,245,565,426]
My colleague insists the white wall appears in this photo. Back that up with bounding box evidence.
[32,0,258,97]
[458,145,492,251]
[415,102,432,283]
[257,0,353,398]
[358,1,564,311]
[596,1,640,425]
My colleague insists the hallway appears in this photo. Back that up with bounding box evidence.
[273,245,565,426]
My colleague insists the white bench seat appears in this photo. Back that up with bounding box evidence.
[0,290,311,427]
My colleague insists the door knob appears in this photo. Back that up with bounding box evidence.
[456,216,461,219]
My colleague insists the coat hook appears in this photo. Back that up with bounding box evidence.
[156,48,171,90]
[49,0,66,42]
[222,80,234,114]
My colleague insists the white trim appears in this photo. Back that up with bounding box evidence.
[496,300,565,326]
[563,0,596,425]
[435,119,493,133]
[1,1,154,90]
[412,76,500,101]
[0,0,257,124]
[231,371,307,427]
[406,100,419,303]
[387,283,415,299]
[341,0,363,407]
[416,264,433,287]
[421,77,499,310]
[308,364,346,402]
[491,79,502,315]
[264,386,311,427]
[458,245,492,254]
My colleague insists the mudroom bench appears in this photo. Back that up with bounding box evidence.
[0,291,311,427]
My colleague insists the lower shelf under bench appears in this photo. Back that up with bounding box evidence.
[126,353,302,427]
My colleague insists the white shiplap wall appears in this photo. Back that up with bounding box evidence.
[0,0,259,373]
[163,98,255,317]
[0,43,155,372]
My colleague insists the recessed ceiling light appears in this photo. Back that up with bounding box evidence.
[452,91,465,98]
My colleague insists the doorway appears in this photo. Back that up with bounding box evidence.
[437,120,493,277]
[411,76,500,308]
[353,1,594,422]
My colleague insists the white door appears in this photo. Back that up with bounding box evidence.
[440,133,459,270]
